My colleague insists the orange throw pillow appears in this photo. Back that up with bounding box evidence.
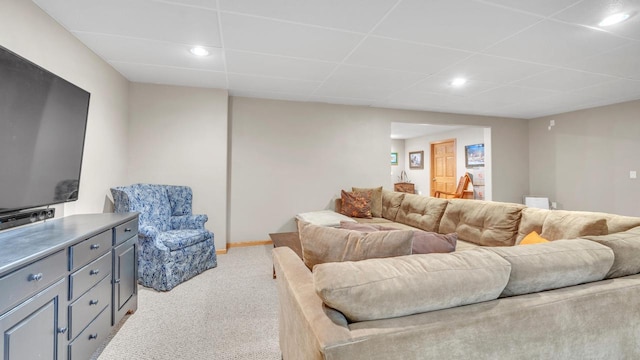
[520,231,550,245]
[340,190,372,219]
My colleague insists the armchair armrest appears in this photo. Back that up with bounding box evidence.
[170,214,208,230]
[138,225,170,253]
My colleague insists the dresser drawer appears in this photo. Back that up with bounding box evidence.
[69,253,111,301]
[114,219,138,246]
[68,306,111,360]
[69,275,110,340]
[0,250,66,314]
[70,230,111,271]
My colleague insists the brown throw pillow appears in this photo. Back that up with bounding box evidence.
[339,221,456,254]
[340,190,372,218]
[300,223,414,270]
[352,186,383,217]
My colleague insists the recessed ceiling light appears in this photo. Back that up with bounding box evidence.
[450,78,467,87]
[189,46,210,57]
[598,12,630,26]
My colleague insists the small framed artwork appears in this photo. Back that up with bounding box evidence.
[465,143,485,167]
[391,152,398,165]
[409,150,424,169]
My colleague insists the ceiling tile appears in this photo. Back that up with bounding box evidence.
[221,13,364,61]
[313,65,427,100]
[229,89,310,103]
[373,0,541,51]
[307,96,375,107]
[110,61,228,88]
[228,73,321,94]
[161,0,217,9]
[225,50,336,81]
[468,85,560,107]
[552,0,640,41]
[436,54,552,83]
[34,0,221,46]
[513,68,618,91]
[345,36,470,74]
[74,32,224,71]
[481,0,581,17]
[485,20,630,67]
[218,0,397,33]
[568,78,640,100]
[571,43,640,80]
[383,90,459,109]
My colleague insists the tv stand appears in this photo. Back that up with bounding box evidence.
[0,213,138,360]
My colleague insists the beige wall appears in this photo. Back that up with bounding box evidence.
[229,97,392,241]
[529,99,640,216]
[127,83,229,251]
[390,139,406,185]
[229,97,529,242]
[0,0,130,216]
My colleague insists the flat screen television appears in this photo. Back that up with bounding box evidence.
[0,45,90,216]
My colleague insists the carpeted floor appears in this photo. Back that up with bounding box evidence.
[95,245,280,360]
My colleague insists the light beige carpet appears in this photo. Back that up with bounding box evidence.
[95,245,280,360]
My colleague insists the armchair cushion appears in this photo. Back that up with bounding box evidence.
[158,230,211,251]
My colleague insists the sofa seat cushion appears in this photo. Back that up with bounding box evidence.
[339,221,456,254]
[299,222,414,270]
[486,239,614,297]
[583,226,640,278]
[296,210,356,227]
[158,229,211,251]
[394,194,448,232]
[439,199,525,246]
[540,210,608,241]
[455,239,480,251]
[313,248,511,322]
[352,217,394,224]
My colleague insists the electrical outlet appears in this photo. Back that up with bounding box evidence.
[631,171,637,179]
[550,120,555,126]
[551,202,557,209]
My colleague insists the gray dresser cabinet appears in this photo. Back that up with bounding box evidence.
[0,213,138,360]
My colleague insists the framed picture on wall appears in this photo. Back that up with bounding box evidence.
[465,143,485,167]
[409,151,424,169]
[391,152,398,165]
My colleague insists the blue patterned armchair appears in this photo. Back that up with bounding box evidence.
[111,183,217,291]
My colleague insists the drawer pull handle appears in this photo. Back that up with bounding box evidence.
[124,228,132,232]
[89,269,100,276]
[57,327,67,334]
[88,333,98,340]
[90,244,100,250]
[114,279,121,284]
[89,299,99,306]
[28,273,43,282]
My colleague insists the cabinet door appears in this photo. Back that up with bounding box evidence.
[112,235,138,326]
[0,279,67,360]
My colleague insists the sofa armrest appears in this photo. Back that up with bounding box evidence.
[170,214,208,230]
[273,247,352,360]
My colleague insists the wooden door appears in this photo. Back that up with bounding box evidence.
[430,139,456,197]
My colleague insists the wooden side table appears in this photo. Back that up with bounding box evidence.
[270,232,302,278]
[394,182,415,194]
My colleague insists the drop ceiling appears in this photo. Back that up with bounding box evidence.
[33,0,640,119]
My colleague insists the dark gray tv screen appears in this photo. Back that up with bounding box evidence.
[0,45,90,214]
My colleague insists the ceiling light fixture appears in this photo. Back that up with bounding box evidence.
[189,46,210,57]
[598,12,630,26]
[450,78,467,87]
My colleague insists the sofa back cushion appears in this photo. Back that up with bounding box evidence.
[395,194,448,233]
[299,222,413,270]
[583,226,640,279]
[539,210,608,240]
[486,239,614,297]
[313,248,511,322]
[381,190,405,221]
[516,207,550,244]
[439,199,524,246]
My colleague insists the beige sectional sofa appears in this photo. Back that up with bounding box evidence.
[274,190,640,359]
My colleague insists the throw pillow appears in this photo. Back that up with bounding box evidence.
[520,231,550,245]
[352,186,383,218]
[299,223,413,270]
[340,190,372,219]
[339,221,456,254]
